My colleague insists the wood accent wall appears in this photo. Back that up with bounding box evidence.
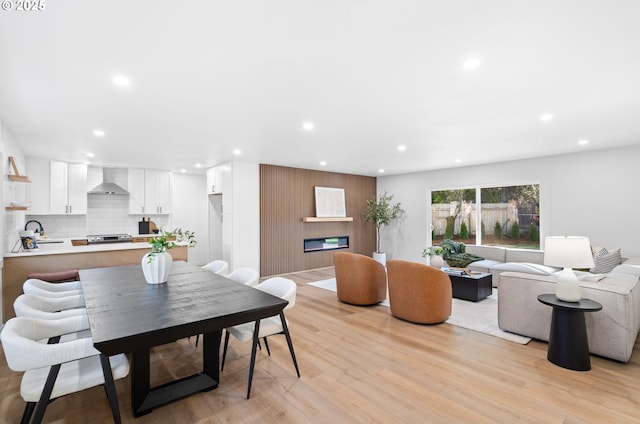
[260,164,376,276]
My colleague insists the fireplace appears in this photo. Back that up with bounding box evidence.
[304,236,349,253]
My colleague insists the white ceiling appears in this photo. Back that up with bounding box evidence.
[1,1,639,176]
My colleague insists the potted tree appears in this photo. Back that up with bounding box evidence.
[363,192,404,265]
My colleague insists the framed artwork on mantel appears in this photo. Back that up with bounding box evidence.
[314,186,346,217]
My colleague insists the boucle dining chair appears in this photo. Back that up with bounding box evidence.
[386,259,452,324]
[226,267,260,287]
[23,278,83,298]
[14,293,87,320]
[202,259,229,276]
[334,251,387,305]
[221,277,300,399]
[0,315,130,424]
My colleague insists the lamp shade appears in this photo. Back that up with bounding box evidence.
[543,236,595,269]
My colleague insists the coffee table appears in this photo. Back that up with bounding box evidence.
[447,271,492,302]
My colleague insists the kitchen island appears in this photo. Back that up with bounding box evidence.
[2,239,188,321]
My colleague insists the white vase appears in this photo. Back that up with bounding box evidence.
[142,251,173,284]
[430,255,443,269]
[373,252,387,266]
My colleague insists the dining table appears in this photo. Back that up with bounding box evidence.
[80,261,288,417]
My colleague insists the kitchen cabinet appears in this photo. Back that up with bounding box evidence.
[207,161,258,270]
[128,168,172,214]
[206,164,232,211]
[26,158,87,215]
[206,166,224,195]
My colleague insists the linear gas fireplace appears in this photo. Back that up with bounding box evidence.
[304,236,349,253]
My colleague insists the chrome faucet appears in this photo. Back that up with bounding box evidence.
[24,220,44,234]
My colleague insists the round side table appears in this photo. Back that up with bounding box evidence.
[537,294,602,371]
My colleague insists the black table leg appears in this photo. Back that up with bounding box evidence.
[202,330,222,389]
[548,308,591,371]
[131,349,151,417]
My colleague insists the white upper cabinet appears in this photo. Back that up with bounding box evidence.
[128,168,172,214]
[206,165,225,195]
[26,158,87,215]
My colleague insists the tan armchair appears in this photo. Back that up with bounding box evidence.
[386,260,452,324]
[334,252,387,305]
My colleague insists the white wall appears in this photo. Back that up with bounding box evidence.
[377,144,640,262]
[1,121,28,322]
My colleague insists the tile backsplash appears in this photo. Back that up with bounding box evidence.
[25,194,170,238]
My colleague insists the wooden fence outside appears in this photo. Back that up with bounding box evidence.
[431,202,522,236]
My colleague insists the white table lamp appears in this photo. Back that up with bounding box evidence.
[543,236,595,302]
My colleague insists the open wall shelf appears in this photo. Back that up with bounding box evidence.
[302,217,353,222]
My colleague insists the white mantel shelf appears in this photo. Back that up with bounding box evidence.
[302,217,353,222]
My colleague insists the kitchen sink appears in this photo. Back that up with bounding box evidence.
[36,239,64,244]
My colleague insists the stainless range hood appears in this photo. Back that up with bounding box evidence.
[88,168,129,195]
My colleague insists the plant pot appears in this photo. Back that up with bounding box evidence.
[142,251,173,284]
[430,255,443,269]
[373,252,386,266]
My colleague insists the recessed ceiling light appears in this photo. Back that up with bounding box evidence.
[398,145,406,152]
[578,139,589,145]
[233,149,242,155]
[302,121,315,131]
[93,129,105,137]
[462,57,481,71]
[320,161,327,166]
[194,163,202,168]
[112,75,131,87]
[86,152,95,158]
[539,113,554,122]
[454,158,462,163]
[378,169,385,174]
[180,169,187,173]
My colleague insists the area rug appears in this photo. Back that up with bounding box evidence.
[308,278,531,344]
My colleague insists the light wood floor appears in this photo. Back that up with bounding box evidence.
[2,267,640,423]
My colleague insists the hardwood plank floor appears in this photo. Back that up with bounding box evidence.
[1,267,640,423]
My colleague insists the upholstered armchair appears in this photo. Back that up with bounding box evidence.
[334,252,387,305]
[386,260,452,324]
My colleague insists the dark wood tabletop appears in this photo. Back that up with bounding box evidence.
[80,261,288,416]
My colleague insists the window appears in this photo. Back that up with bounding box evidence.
[431,184,540,250]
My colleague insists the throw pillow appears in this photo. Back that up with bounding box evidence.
[590,247,623,274]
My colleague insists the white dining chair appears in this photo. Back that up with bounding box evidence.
[14,293,86,320]
[221,277,300,399]
[202,260,229,276]
[23,278,83,298]
[0,315,130,424]
[226,267,260,287]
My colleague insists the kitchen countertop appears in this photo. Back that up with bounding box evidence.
[4,236,187,258]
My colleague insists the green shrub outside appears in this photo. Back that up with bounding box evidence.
[445,216,455,239]
[494,221,503,240]
[510,222,520,239]
[460,221,469,240]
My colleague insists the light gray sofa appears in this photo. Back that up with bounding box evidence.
[497,259,640,363]
[460,245,556,286]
